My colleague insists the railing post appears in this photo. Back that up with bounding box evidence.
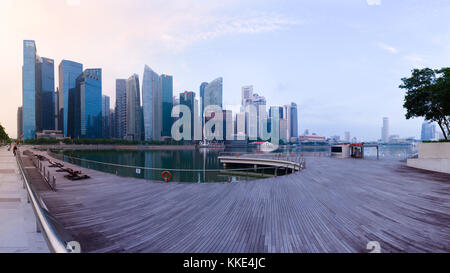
[52,176,56,189]
[274,167,278,177]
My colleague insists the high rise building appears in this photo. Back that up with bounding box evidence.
[68,69,102,138]
[199,82,208,121]
[22,40,37,140]
[203,77,223,109]
[381,117,389,143]
[241,85,253,106]
[35,57,55,132]
[142,65,162,141]
[161,74,173,138]
[54,91,59,130]
[17,107,23,140]
[59,60,83,137]
[180,91,196,140]
[345,131,351,142]
[289,102,298,141]
[126,74,142,140]
[102,95,110,138]
[421,122,436,141]
[109,109,116,139]
[115,79,127,139]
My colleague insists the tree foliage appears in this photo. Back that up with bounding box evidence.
[0,123,10,143]
[399,68,450,140]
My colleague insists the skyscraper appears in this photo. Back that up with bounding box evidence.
[22,40,37,140]
[241,85,253,106]
[68,69,102,138]
[161,74,173,138]
[142,65,162,141]
[126,74,142,140]
[102,95,110,138]
[345,132,351,142]
[59,60,83,137]
[381,117,389,143]
[115,79,127,139]
[35,57,55,132]
[289,102,298,141]
[203,77,223,109]
[17,107,23,140]
[180,91,196,140]
[421,122,436,141]
[199,82,208,120]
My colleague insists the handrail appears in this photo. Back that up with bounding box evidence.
[48,151,284,172]
[16,150,79,253]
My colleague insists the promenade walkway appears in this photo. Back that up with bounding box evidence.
[0,146,48,253]
[33,150,450,253]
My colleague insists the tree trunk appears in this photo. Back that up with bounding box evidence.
[437,120,448,140]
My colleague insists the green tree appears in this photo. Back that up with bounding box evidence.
[0,123,10,143]
[399,68,450,140]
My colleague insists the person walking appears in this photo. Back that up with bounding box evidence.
[12,143,17,156]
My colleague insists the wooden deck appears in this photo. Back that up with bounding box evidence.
[31,151,450,253]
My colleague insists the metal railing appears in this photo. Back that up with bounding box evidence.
[16,150,80,253]
[48,151,303,183]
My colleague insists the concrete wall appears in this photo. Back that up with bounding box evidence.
[418,142,450,159]
[407,142,450,174]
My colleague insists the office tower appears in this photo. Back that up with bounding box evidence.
[35,57,55,132]
[161,74,173,138]
[22,40,37,140]
[282,104,291,141]
[381,117,389,142]
[142,65,162,141]
[269,106,284,120]
[222,110,233,140]
[126,74,142,140]
[54,91,59,130]
[115,79,127,139]
[102,95,110,138]
[280,119,288,143]
[109,109,116,139]
[199,82,208,120]
[59,60,83,137]
[68,69,102,139]
[421,122,436,141]
[289,102,298,141]
[345,132,351,142]
[241,85,253,106]
[235,112,246,139]
[17,107,23,140]
[180,91,196,140]
[203,77,223,109]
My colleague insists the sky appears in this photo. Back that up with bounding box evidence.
[1,0,449,140]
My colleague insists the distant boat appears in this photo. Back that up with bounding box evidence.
[198,141,225,149]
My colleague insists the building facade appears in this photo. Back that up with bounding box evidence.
[203,77,223,110]
[17,107,23,140]
[142,66,162,141]
[180,91,196,140]
[68,69,102,139]
[35,57,55,132]
[59,60,83,137]
[161,74,173,138]
[126,74,142,140]
[22,40,37,140]
[102,95,110,138]
[421,122,436,141]
[115,79,127,139]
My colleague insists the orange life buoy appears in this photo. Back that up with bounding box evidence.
[161,171,172,182]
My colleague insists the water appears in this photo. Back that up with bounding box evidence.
[52,144,416,183]
[54,148,270,183]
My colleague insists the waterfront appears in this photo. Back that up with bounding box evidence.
[49,144,417,182]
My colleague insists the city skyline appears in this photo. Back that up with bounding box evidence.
[2,0,450,140]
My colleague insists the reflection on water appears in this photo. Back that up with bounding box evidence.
[55,144,417,183]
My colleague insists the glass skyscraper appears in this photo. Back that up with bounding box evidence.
[102,95,110,138]
[142,65,162,141]
[203,77,223,109]
[35,57,55,132]
[126,74,142,140]
[22,40,37,140]
[290,102,298,140]
[115,79,127,139]
[68,69,102,138]
[59,60,83,137]
[161,74,173,138]
[180,91,196,140]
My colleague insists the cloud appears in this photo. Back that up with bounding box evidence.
[66,0,81,7]
[366,0,381,6]
[378,42,398,54]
